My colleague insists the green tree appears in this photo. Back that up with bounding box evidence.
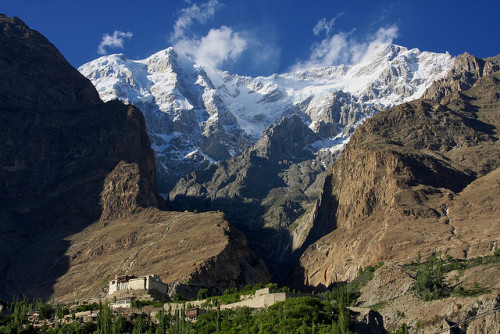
[132,315,143,334]
[39,303,54,321]
[197,289,209,301]
[96,303,112,334]
[112,311,126,334]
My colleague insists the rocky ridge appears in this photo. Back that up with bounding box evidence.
[292,59,500,288]
[169,115,334,280]
[423,52,500,102]
[0,15,270,302]
[0,15,101,110]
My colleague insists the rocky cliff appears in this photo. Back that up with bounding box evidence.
[169,115,335,281]
[292,59,500,288]
[0,15,269,301]
[0,15,101,110]
[423,52,500,102]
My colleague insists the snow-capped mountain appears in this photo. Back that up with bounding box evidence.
[79,43,454,191]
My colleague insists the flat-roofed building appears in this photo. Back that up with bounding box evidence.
[109,274,167,295]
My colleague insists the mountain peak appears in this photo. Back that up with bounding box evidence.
[80,43,455,192]
[0,15,101,110]
[254,115,320,161]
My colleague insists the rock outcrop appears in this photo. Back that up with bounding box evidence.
[292,67,500,288]
[356,263,500,333]
[0,15,269,301]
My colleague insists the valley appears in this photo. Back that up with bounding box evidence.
[0,11,499,334]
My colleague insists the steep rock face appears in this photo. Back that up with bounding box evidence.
[292,69,500,288]
[253,115,321,161]
[423,52,500,102]
[170,115,322,204]
[169,116,335,280]
[0,15,161,299]
[0,15,269,301]
[0,15,101,110]
[0,15,161,229]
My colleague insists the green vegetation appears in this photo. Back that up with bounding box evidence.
[0,298,59,334]
[323,262,384,307]
[347,262,384,298]
[454,282,490,297]
[202,283,291,306]
[130,299,166,308]
[74,302,100,313]
[0,263,383,333]
[172,294,187,303]
[389,323,409,334]
[404,253,499,301]
[197,289,209,301]
[194,297,353,334]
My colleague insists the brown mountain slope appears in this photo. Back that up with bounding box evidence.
[0,15,269,301]
[292,71,500,288]
[49,209,269,303]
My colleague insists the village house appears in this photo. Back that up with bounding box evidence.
[108,274,167,295]
[109,299,132,309]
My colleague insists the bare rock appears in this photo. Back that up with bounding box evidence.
[423,52,500,103]
[292,70,500,288]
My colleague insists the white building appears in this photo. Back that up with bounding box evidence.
[109,299,132,309]
[108,274,167,295]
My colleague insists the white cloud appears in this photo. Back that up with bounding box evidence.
[171,0,222,41]
[313,17,338,37]
[170,0,279,73]
[294,24,399,70]
[97,30,133,55]
[175,26,247,69]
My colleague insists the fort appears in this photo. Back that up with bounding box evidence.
[108,274,167,295]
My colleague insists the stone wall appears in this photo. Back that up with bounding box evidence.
[146,276,168,294]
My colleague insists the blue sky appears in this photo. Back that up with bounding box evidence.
[3,0,500,76]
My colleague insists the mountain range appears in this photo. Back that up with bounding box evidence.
[0,15,269,302]
[79,44,459,281]
[79,44,454,192]
[1,14,499,333]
